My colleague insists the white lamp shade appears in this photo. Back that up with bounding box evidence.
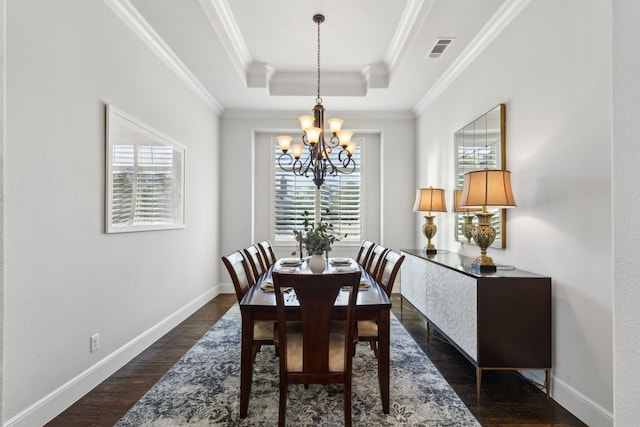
[413,187,447,213]
[276,135,292,151]
[337,130,353,147]
[304,127,322,144]
[453,189,473,213]
[298,115,315,130]
[290,144,304,159]
[459,169,517,208]
[327,118,344,134]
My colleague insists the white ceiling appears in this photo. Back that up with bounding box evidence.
[122,0,510,113]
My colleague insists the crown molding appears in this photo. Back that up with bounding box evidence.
[385,0,433,82]
[362,62,390,89]
[198,0,251,86]
[414,0,531,114]
[104,0,222,113]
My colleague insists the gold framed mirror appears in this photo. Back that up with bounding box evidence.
[453,104,506,248]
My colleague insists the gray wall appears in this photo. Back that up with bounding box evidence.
[3,1,221,424]
[612,0,640,425]
[414,0,612,425]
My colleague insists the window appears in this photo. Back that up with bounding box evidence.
[273,139,361,244]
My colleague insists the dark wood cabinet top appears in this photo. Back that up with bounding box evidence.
[401,249,551,281]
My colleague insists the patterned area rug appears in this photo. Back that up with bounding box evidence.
[116,304,479,426]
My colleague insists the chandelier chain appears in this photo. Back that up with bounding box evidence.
[316,15,322,105]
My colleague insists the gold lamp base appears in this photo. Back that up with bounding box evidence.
[471,210,497,273]
[462,214,474,243]
[422,215,438,255]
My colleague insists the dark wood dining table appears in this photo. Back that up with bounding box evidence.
[238,257,392,418]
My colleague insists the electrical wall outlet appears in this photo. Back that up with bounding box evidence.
[90,333,100,353]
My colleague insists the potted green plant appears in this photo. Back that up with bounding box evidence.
[294,210,338,273]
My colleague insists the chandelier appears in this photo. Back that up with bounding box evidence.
[276,14,357,188]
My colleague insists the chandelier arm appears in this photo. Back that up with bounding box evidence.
[340,157,357,174]
[301,132,310,146]
[325,135,339,148]
[300,150,315,177]
[337,148,349,163]
[336,150,357,174]
[277,152,295,171]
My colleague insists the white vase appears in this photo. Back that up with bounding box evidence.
[308,254,326,273]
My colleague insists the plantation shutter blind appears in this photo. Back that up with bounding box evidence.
[111,145,175,226]
[455,145,501,239]
[274,140,362,243]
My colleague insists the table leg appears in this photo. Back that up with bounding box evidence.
[240,310,254,418]
[378,309,390,413]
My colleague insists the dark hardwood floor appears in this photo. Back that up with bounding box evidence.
[48,293,586,426]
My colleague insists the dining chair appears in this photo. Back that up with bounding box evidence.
[221,250,274,358]
[272,270,361,427]
[355,240,376,267]
[243,244,268,282]
[358,251,405,357]
[257,240,277,268]
[365,244,389,282]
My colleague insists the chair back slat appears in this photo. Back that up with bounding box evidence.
[366,245,389,281]
[377,251,405,296]
[222,251,255,302]
[243,245,267,282]
[356,240,376,266]
[257,240,277,268]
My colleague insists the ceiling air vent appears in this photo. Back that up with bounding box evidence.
[427,38,455,59]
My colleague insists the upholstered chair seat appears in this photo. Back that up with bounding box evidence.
[284,322,347,372]
[356,320,378,338]
[254,320,275,341]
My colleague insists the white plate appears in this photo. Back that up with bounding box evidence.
[280,258,302,266]
[330,258,351,265]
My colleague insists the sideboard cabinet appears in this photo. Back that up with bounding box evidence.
[400,250,551,401]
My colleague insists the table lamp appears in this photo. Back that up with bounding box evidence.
[454,189,475,243]
[459,169,516,272]
[413,187,447,255]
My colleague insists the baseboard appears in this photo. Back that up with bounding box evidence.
[218,282,234,294]
[4,286,222,427]
[521,370,613,427]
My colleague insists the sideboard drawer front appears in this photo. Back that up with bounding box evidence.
[425,261,478,361]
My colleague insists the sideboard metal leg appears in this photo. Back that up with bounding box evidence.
[476,367,482,404]
[545,368,551,399]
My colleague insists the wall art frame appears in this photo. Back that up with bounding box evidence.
[105,105,186,233]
